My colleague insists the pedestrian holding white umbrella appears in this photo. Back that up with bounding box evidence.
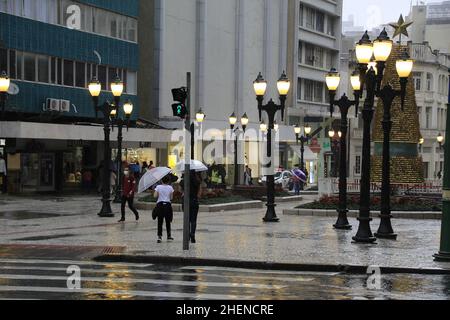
[138,167,173,194]
[174,160,208,173]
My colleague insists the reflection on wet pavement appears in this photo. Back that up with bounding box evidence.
[0,259,449,300]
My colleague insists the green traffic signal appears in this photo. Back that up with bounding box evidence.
[172,103,187,118]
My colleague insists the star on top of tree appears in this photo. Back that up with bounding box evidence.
[389,14,413,41]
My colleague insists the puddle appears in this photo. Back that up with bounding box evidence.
[0,211,66,220]
[12,234,76,241]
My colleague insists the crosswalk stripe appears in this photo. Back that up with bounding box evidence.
[181,266,340,276]
[0,265,315,283]
[0,259,152,268]
[0,286,253,300]
[0,274,287,290]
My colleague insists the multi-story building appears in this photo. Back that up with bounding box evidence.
[285,0,343,184]
[0,0,170,193]
[410,42,449,180]
[140,0,291,182]
[409,1,450,54]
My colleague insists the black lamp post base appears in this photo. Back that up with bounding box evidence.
[374,232,397,240]
[352,217,376,243]
[375,214,397,240]
[263,205,279,223]
[98,199,114,217]
[333,209,352,230]
[434,251,450,262]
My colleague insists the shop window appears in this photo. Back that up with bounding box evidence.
[37,55,49,83]
[9,50,16,79]
[75,61,85,88]
[63,59,74,86]
[0,48,7,74]
[23,53,36,81]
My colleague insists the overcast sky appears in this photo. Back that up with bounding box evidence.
[343,0,442,30]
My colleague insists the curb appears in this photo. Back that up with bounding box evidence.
[283,208,442,220]
[136,200,263,213]
[261,196,303,203]
[93,254,450,275]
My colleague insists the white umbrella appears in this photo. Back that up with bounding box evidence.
[174,160,208,173]
[138,167,172,193]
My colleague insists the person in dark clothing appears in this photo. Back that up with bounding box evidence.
[118,168,140,222]
[180,171,202,243]
[154,175,175,243]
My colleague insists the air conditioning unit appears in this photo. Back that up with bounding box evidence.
[60,100,71,112]
[46,98,61,112]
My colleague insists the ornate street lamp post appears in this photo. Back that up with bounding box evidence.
[375,50,413,240]
[88,75,124,217]
[111,100,133,203]
[434,68,450,261]
[294,124,311,190]
[326,69,361,230]
[0,71,11,120]
[253,71,290,223]
[191,109,205,160]
[229,112,248,186]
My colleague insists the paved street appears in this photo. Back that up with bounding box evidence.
[0,194,449,272]
[0,258,449,300]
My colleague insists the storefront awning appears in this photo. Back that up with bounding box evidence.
[290,145,318,161]
[0,121,174,143]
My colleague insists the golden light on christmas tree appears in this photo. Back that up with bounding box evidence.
[371,44,424,184]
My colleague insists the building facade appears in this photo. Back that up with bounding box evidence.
[409,1,450,54]
[285,0,343,184]
[0,0,170,194]
[140,0,293,182]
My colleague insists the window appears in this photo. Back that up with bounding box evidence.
[298,41,303,64]
[314,82,323,102]
[36,0,49,23]
[304,79,314,101]
[426,107,432,129]
[16,51,23,79]
[75,61,85,88]
[63,59,74,86]
[50,57,57,84]
[413,72,421,91]
[297,78,302,101]
[316,12,324,33]
[305,44,314,66]
[299,4,304,26]
[57,58,63,85]
[9,50,16,79]
[37,55,49,83]
[327,16,335,36]
[0,48,7,73]
[355,156,361,175]
[315,47,324,68]
[423,162,429,179]
[305,7,314,29]
[23,0,36,19]
[127,18,137,42]
[0,0,7,13]
[24,53,36,81]
[427,73,433,91]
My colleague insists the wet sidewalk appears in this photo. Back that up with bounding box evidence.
[0,194,449,272]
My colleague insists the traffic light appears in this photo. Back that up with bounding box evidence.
[172,87,188,119]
